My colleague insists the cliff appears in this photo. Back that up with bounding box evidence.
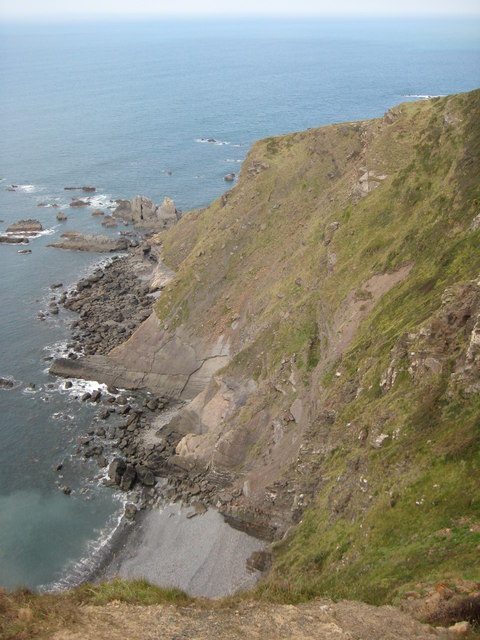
[51,89,480,605]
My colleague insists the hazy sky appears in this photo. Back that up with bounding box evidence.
[1,0,479,20]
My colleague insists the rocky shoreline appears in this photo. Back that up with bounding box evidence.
[47,237,230,527]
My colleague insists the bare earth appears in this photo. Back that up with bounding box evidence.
[52,599,451,640]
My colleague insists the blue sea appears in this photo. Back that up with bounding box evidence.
[0,17,479,592]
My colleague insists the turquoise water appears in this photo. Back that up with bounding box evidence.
[0,17,479,591]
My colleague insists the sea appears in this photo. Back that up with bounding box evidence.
[0,17,479,592]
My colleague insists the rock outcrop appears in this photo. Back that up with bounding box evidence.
[6,219,43,235]
[48,232,128,252]
[113,196,179,231]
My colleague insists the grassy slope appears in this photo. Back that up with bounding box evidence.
[153,89,480,605]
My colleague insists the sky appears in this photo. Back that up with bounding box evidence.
[0,0,479,20]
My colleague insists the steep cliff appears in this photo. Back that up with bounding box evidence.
[53,90,480,604]
[153,89,480,602]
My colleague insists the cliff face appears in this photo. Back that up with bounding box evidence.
[55,90,480,603]
[151,90,480,602]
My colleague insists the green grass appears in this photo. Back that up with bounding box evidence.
[72,578,191,606]
[150,89,480,606]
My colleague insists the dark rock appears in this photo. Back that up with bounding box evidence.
[96,455,108,468]
[17,249,32,254]
[136,465,155,486]
[55,463,63,471]
[224,173,235,182]
[0,377,14,389]
[64,380,73,389]
[56,211,67,221]
[0,235,29,244]
[124,503,137,519]
[120,464,136,491]
[146,398,158,411]
[84,444,104,458]
[108,458,126,484]
[81,392,91,401]
[62,486,72,495]
[90,389,102,402]
[6,219,43,235]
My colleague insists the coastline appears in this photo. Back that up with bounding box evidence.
[92,502,265,598]
[46,219,267,597]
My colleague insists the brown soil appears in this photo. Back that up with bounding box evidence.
[51,599,452,640]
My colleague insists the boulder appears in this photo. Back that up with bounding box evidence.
[56,211,67,221]
[120,464,136,490]
[136,465,155,486]
[124,503,137,519]
[224,173,235,182]
[0,377,14,389]
[108,458,126,484]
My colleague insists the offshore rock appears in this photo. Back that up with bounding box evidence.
[6,219,42,235]
[48,232,128,252]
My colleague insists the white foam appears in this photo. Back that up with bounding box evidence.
[5,227,55,240]
[225,159,243,163]
[40,495,128,592]
[403,94,446,100]
[195,137,231,146]
[88,193,117,210]
[11,184,36,192]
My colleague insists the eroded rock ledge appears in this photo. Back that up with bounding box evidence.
[50,319,230,401]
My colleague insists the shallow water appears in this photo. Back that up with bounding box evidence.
[0,17,479,591]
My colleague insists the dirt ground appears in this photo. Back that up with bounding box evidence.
[51,598,454,640]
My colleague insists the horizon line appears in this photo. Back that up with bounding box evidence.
[1,12,480,23]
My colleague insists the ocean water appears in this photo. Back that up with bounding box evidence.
[0,17,479,592]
